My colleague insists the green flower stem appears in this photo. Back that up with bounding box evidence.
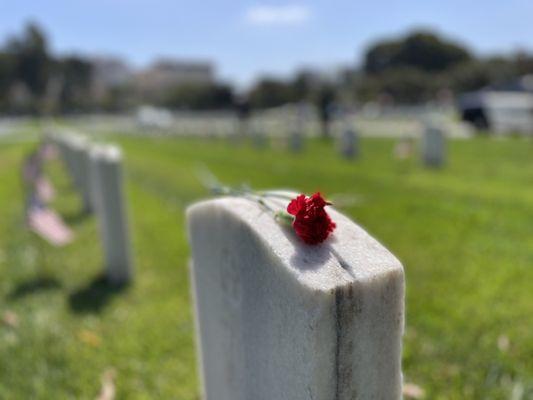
[209,184,294,224]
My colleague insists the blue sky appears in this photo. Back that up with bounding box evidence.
[1,0,532,87]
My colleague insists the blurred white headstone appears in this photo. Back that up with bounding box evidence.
[228,115,243,145]
[288,130,303,153]
[55,135,76,184]
[251,124,268,149]
[187,194,404,400]
[422,123,446,167]
[90,145,133,285]
[69,135,92,211]
[288,104,306,153]
[339,127,359,159]
[335,109,358,159]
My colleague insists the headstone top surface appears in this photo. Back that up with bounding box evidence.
[65,133,89,147]
[89,144,108,159]
[187,193,403,293]
[104,145,122,161]
[90,144,122,162]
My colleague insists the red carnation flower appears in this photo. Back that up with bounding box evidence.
[287,192,336,245]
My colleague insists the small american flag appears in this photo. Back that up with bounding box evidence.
[27,207,74,246]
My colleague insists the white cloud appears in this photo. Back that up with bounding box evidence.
[245,4,311,26]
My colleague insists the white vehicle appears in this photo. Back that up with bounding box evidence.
[459,90,533,135]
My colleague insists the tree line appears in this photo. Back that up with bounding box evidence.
[0,23,98,114]
[1,23,532,115]
[250,31,533,107]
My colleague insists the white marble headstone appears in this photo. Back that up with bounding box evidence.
[90,145,133,285]
[55,135,77,186]
[68,135,92,211]
[187,195,404,400]
[55,133,91,210]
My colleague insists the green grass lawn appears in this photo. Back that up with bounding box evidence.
[0,133,532,399]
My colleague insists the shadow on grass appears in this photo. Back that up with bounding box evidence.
[68,274,128,314]
[8,276,62,300]
[62,208,92,226]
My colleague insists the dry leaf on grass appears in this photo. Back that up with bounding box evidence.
[2,311,19,328]
[498,334,510,353]
[78,329,102,348]
[403,382,425,399]
[96,368,116,400]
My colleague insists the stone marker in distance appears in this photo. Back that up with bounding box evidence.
[250,120,268,149]
[422,122,446,167]
[288,129,303,153]
[339,125,359,159]
[187,194,404,400]
[90,144,133,285]
[286,103,306,153]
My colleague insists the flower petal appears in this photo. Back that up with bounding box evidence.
[287,194,306,215]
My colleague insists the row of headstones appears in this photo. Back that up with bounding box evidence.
[45,129,407,397]
[187,194,405,399]
[239,116,446,167]
[46,132,134,285]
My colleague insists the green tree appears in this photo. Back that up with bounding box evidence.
[364,40,402,74]
[0,53,15,109]
[248,78,295,109]
[290,70,317,100]
[6,22,50,98]
[164,83,234,110]
[57,56,93,112]
[380,67,439,103]
[450,57,517,92]
[512,52,533,76]
[360,30,474,103]
[315,85,336,139]
[364,30,472,74]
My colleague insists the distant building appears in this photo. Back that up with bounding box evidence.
[91,57,132,88]
[89,57,133,104]
[458,75,533,135]
[135,59,214,97]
